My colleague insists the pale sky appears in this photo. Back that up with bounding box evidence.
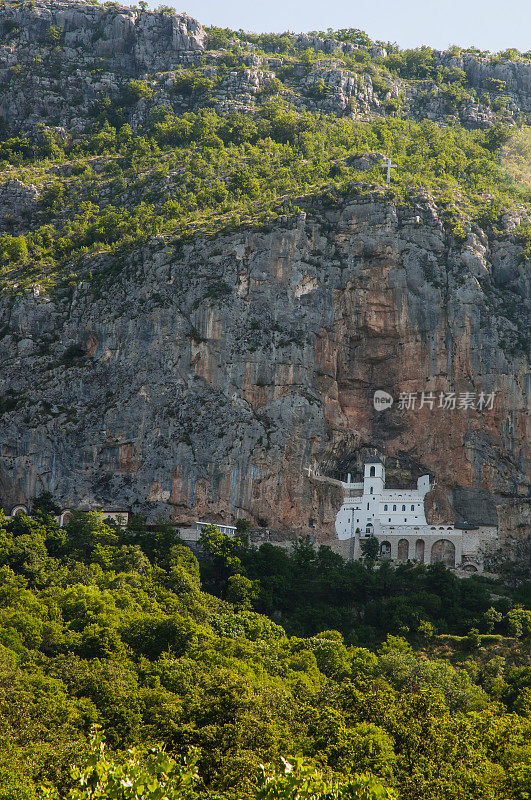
[141,0,530,53]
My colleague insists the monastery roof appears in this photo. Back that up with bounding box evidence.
[365,456,383,464]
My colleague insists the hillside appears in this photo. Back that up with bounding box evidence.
[0,4,530,798]
[0,0,529,551]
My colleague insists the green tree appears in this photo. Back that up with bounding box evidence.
[506,608,531,639]
[484,606,503,633]
[235,518,252,536]
[360,536,379,562]
[43,728,199,799]
[0,234,28,264]
[64,512,118,562]
[257,756,396,799]
[32,491,61,516]
[226,573,259,609]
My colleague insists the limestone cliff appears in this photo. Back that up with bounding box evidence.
[1,193,529,541]
[0,1,529,551]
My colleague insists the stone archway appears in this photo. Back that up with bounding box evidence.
[11,505,28,517]
[379,540,391,559]
[397,538,409,562]
[415,538,425,563]
[430,539,456,568]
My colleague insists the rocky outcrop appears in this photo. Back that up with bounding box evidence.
[0,0,204,128]
[438,52,531,111]
[0,194,528,540]
[0,0,205,70]
[304,67,383,115]
[425,485,456,525]
[1,1,530,132]
[0,179,38,230]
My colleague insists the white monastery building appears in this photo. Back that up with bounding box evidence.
[335,457,498,572]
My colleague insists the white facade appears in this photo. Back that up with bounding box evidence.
[195,521,237,537]
[335,459,497,571]
[336,459,432,541]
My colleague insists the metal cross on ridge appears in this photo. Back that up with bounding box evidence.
[385,156,397,184]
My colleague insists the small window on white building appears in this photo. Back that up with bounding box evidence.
[393,505,396,511]
[411,505,414,511]
[402,505,406,511]
[384,504,388,511]
[367,503,369,510]
[370,487,373,494]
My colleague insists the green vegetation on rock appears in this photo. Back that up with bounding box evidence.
[1,108,527,292]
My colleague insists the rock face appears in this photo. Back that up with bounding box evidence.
[438,51,531,113]
[0,179,38,230]
[0,195,528,540]
[0,1,529,551]
[0,1,205,70]
[0,0,205,128]
[0,0,530,132]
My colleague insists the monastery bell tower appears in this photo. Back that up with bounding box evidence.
[364,456,385,493]
[363,456,385,527]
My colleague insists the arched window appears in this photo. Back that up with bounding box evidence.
[379,541,391,559]
[384,504,388,511]
[370,466,375,477]
[398,539,409,562]
[415,539,425,564]
[60,511,72,526]
[402,505,406,511]
[431,539,456,568]
[393,504,396,511]
[411,505,415,511]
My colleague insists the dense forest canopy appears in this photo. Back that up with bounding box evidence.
[0,507,529,799]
